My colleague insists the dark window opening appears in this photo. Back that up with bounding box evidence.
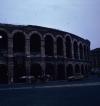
[74,41,78,59]
[0,31,8,56]
[13,32,25,53]
[45,35,54,56]
[75,64,80,74]
[81,65,84,75]
[84,45,86,59]
[30,34,41,55]
[57,64,65,80]
[85,65,88,74]
[66,36,72,58]
[14,58,26,83]
[79,44,83,59]
[57,37,64,56]
[0,64,8,84]
[30,63,42,82]
[87,47,90,60]
[45,63,55,80]
[67,64,74,77]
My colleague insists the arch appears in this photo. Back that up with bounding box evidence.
[0,30,8,55]
[45,63,55,80]
[0,28,9,35]
[0,64,8,84]
[73,41,78,59]
[84,45,86,59]
[30,63,42,82]
[66,36,72,58]
[30,33,41,55]
[57,37,64,56]
[45,35,54,56]
[13,57,26,83]
[85,65,88,75]
[81,64,84,75]
[86,46,90,60]
[13,32,25,53]
[66,64,74,77]
[79,43,83,59]
[57,64,65,80]
[75,64,81,74]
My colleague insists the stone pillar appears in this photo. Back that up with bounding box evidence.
[83,46,85,60]
[41,39,45,57]
[63,39,66,58]
[79,65,82,75]
[87,46,90,61]
[41,62,45,77]
[79,46,81,60]
[54,40,57,58]
[73,64,76,76]
[8,37,14,84]
[25,38,31,84]
[64,63,67,80]
[77,44,80,60]
[55,63,57,80]
[71,42,74,59]
[86,46,88,60]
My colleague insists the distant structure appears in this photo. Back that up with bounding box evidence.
[90,48,100,72]
[0,23,90,84]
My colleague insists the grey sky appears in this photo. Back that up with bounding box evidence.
[0,0,100,49]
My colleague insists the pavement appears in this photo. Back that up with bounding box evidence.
[0,74,100,106]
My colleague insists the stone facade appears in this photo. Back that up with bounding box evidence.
[90,48,100,72]
[0,23,90,84]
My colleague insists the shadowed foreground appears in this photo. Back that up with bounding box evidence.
[0,82,100,106]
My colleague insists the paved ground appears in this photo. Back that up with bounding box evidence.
[0,75,100,106]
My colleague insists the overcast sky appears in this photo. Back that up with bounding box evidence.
[0,0,100,49]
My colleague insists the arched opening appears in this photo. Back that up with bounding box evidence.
[30,34,41,55]
[86,47,90,60]
[13,57,26,83]
[0,64,8,84]
[57,64,65,80]
[81,64,84,75]
[45,35,54,56]
[45,63,55,80]
[75,64,80,74]
[57,37,64,56]
[79,43,83,59]
[85,65,88,75]
[66,36,72,58]
[13,32,25,54]
[84,45,86,59]
[67,64,74,77]
[30,63,42,82]
[73,41,78,59]
[0,30,8,56]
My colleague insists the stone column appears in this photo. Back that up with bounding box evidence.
[71,42,74,59]
[79,46,81,60]
[63,39,66,58]
[41,62,45,78]
[77,44,80,60]
[73,64,76,76]
[86,46,88,60]
[25,38,31,84]
[54,39,57,58]
[64,63,67,80]
[79,65,82,75]
[41,39,45,57]
[83,46,85,60]
[54,63,57,80]
[8,37,14,84]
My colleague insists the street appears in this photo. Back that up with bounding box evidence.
[0,75,100,106]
